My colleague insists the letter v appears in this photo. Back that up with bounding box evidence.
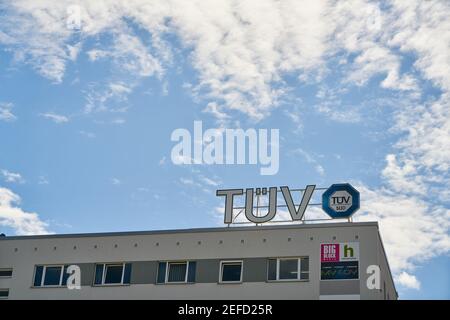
[280,185,316,221]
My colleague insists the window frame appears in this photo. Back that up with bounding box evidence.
[0,288,9,299]
[33,265,66,288]
[219,260,243,284]
[156,260,197,284]
[93,262,130,286]
[165,261,189,284]
[0,268,13,278]
[267,257,309,282]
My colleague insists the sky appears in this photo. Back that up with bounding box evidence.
[0,0,449,299]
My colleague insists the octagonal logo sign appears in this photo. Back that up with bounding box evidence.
[322,183,360,219]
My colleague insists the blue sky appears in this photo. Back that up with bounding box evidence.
[0,0,449,299]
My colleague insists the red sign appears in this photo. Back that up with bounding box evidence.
[321,244,339,262]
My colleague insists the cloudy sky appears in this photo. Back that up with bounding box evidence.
[0,0,449,299]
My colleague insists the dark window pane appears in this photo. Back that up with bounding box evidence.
[62,265,70,286]
[94,264,104,285]
[268,259,276,280]
[104,265,123,284]
[0,269,12,277]
[301,258,309,272]
[123,263,132,284]
[279,259,298,280]
[34,266,43,287]
[157,262,166,284]
[221,263,242,282]
[168,263,187,282]
[43,266,62,286]
[187,261,196,283]
[0,289,9,298]
[301,272,309,280]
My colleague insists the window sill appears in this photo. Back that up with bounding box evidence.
[92,283,130,287]
[31,285,67,289]
[156,282,195,285]
[266,279,309,283]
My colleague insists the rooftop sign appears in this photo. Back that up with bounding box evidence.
[216,183,360,225]
[322,183,360,219]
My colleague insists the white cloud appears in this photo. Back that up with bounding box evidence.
[199,176,220,187]
[314,84,365,123]
[202,102,230,122]
[397,271,421,290]
[344,45,417,91]
[79,130,96,138]
[0,102,16,122]
[109,82,132,95]
[1,170,25,184]
[0,2,76,83]
[86,49,108,61]
[316,104,361,123]
[179,174,221,193]
[355,185,450,273]
[86,33,166,78]
[84,82,133,114]
[111,118,126,125]
[0,0,328,119]
[111,178,121,186]
[283,104,304,134]
[0,187,50,235]
[38,176,49,185]
[388,94,450,201]
[39,112,69,123]
[179,177,195,186]
[291,148,325,177]
[382,154,425,196]
[1,1,448,118]
[387,1,450,91]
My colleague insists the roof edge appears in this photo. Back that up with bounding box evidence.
[0,221,379,241]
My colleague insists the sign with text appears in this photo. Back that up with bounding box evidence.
[216,183,360,224]
[321,242,359,280]
[320,261,359,280]
[322,184,360,219]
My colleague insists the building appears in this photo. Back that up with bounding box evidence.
[0,221,397,299]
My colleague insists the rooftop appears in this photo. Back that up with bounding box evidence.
[0,221,378,241]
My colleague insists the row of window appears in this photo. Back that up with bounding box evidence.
[32,257,309,287]
[0,269,13,299]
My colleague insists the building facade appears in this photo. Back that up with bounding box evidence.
[0,222,397,300]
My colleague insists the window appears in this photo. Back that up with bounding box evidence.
[267,257,309,281]
[219,261,243,283]
[0,268,13,278]
[33,265,70,287]
[94,263,132,285]
[0,289,9,299]
[168,262,187,282]
[44,266,62,286]
[156,261,196,284]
